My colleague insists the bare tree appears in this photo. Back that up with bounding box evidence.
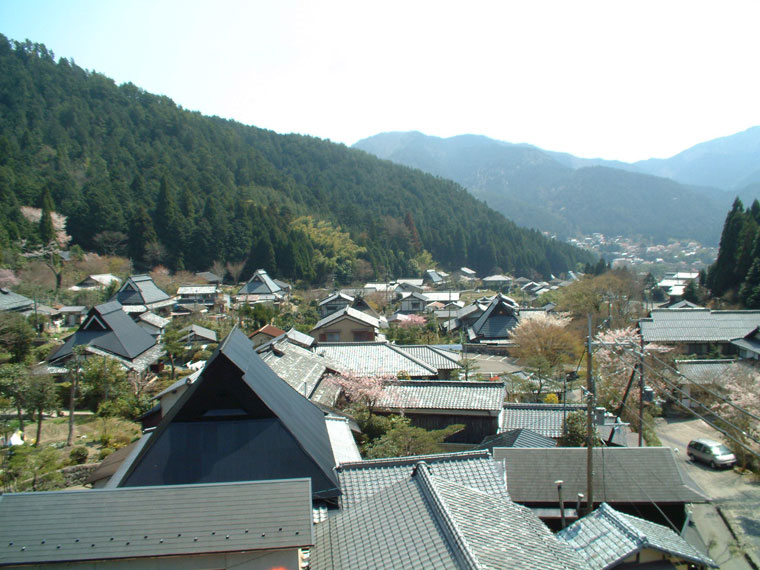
[210,260,226,283]
[226,259,246,286]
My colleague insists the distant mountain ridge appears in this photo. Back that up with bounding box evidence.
[353,130,760,245]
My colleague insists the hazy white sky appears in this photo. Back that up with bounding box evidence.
[2,0,759,162]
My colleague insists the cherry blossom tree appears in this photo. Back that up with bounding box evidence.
[712,363,760,469]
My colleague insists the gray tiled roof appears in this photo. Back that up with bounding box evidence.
[477,428,557,450]
[376,381,505,413]
[316,342,437,377]
[557,502,717,569]
[501,403,586,438]
[313,463,586,570]
[336,450,509,510]
[0,288,34,312]
[0,479,313,566]
[397,345,462,371]
[260,341,331,398]
[493,447,708,504]
[675,359,736,386]
[639,308,760,343]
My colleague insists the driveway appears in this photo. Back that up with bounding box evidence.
[656,416,760,569]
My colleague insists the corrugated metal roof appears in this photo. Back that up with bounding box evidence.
[493,447,708,504]
[376,381,505,413]
[0,479,313,566]
[325,416,361,464]
[557,502,717,569]
[640,308,760,343]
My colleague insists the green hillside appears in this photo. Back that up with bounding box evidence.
[0,36,593,282]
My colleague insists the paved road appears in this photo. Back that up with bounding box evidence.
[656,416,760,569]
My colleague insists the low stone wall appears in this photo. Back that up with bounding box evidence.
[61,463,98,486]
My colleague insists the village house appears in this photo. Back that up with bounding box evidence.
[373,380,506,444]
[492,447,708,530]
[109,274,175,316]
[105,329,343,502]
[640,308,760,356]
[236,268,289,305]
[176,283,218,308]
[69,273,121,291]
[315,341,438,379]
[309,306,381,343]
[557,502,717,569]
[0,479,314,570]
[48,301,163,374]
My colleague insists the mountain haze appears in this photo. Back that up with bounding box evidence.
[635,126,760,190]
[354,132,732,245]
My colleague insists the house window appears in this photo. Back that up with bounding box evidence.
[352,330,373,342]
[319,331,341,342]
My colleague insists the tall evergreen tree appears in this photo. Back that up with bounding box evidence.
[708,198,745,296]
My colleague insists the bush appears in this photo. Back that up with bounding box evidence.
[69,446,89,465]
[544,393,560,404]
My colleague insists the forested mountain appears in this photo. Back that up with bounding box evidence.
[0,36,594,283]
[354,131,736,245]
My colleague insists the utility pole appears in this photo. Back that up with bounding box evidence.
[638,335,645,447]
[585,314,594,515]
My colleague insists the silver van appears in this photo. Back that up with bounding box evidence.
[686,438,736,468]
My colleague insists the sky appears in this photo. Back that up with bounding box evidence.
[2,0,759,162]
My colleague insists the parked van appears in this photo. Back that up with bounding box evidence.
[686,438,736,469]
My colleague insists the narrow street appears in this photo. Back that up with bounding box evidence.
[656,416,760,569]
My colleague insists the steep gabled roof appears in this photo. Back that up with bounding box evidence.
[469,294,520,340]
[111,274,171,307]
[237,269,283,295]
[0,479,313,567]
[48,301,156,363]
[314,462,586,570]
[557,502,717,569]
[111,328,340,499]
